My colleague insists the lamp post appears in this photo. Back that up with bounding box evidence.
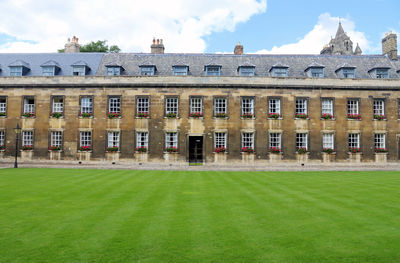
[14,123,21,168]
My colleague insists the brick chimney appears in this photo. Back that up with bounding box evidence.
[382,31,398,60]
[64,36,80,53]
[234,42,243,55]
[151,38,165,54]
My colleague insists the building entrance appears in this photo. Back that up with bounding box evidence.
[188,136,203,164]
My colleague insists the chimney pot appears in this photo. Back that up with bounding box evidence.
[150,37,165,54]
[65,36,80,53]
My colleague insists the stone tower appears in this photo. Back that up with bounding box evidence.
[64,36,80,53]
[320,23,361,55]
[382,32,398,60]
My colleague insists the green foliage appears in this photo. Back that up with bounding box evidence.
[1,169,400,262]
[58,40,121,53]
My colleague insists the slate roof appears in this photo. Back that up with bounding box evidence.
[0,52,399,79]
[97,53,400,79]
[0,53,104,76]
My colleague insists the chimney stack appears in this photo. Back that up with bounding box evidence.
[234,42,243,55]
[382,31,398,60]
[151,38,165,54]
[64,36,80,53]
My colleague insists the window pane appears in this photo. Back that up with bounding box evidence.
[374,134,385,149]
[321,99,333,115]
[190,98,202,114]
[81,97,93,113]
[214,132,227,149]
[165,97,178,115]
[296,133,308,149]
[0,97,7,114]
[80,131,92,147]
[136,132,148,148]
[241,133,254,149]
[295,99,307,115]
[52,97,63,113]
[241,98,254,115]
[269,133,281,148]
[51,131,62,147]
[0,131,5,146]
[173,66,188,76]
[347,100,359,115]
[322,133,334,149]
[268,98,281,115]
[206,66,220,76]
[109,97,121,113]
[348,133,360,148]
[22,131,33,146]
[137,97,149,113]
[23,98,35,113]
[373,100,384,115]
[165,132,178,148]
[214,98,227,115]
[239,67,255,76]
[107,132,120,148]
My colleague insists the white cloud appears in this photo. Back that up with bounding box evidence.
[0,0,266,53]
[254,13,370,54]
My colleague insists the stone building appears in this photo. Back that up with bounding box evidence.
[0,25,399,164]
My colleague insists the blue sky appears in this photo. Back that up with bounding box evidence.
[0,0,398,54]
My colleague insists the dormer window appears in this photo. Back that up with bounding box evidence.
[71,61,90,76]
[41,60,60,76]
[173,66,188,76]
[9,66,23,76]
[238,66,255,77]
[271,67,288,77]
[306,67,324,78]
[106,66,122,76]
[205,65,221,76]
[342,68,355,78]
[375,68,389,79]
[140,66,156,76]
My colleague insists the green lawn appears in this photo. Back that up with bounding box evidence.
[0,169,399,262]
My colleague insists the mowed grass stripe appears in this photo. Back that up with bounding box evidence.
[1,169,400,262]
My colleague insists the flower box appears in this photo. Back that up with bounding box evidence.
[79,146,92,151]
[269,147,281,154]
[267,113,280,119]
[322,148,335,154]
[166,112,177,119]
[22,145,33,151]
[22,112,35,118]
[321,113,334,120]
[241,147,254,153]
[49,146,61,151]
[137,112,149,118]
[136,146,147,153]
[0,145,5,151]
[347,114,361,120]
[296,147,307,154]
[241,113,254,119]
[0,112,6,117]
[189,112,202,118]
[50,112,63,118]
[295,113,308,119]
[79,112,92,118]
[374,115,386,121]
[349,147,361,153]
[106,146,119,152]
[165,146,178,153]
[107,112,121,119]
[215,113,227,118]
[215,146,226,153]
[375,147,388,153]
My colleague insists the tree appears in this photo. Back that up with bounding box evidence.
[58,40,121,53]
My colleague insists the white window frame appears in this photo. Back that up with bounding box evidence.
[295,98,308,115]
[50,131,63,148]
[165,132,178,148]
[269,133,281,148]
[81,97,93,114]
[0,97,7,114]
[190,97,203,114]
[165,97,178,115]
[107,131,120,148]
[22,131,33,147]
[23,97,35,114]
[347,99,359,115]
[321,98,334,115]
[348,133,360,149]
[373,100,385,116]
[268,98,281,115]
[136,132,149,148]
[214,132,227,149]
[241,132,254,149]
[296,133,308,150]
[80,131,92,147]
[241,97,254,116]
[322,133,334,149]
[137,97,149,114]
[214,97,227,116]
[108,97,121,113]
[52,97,64,113]
[0,130,5,146]
[374,133,385,149]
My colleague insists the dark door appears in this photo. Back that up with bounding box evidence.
[189,136,203,163]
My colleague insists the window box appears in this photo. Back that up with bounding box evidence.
[22,112,35,118]
[136,146,147,153]
[166,112,177,119]
[107,112,121,119]
[296,147,307,154]
[373,115,386,121]
[48,146,61,151]
[375,148,388,153]
[21,145,33,151]
[349,147,361,153]
[79,112,93,118]
[321,113,334,120]
[267,113,280,119]
[347,114,361,120]
[241,113,254,119]
[165,147,178,153]
[269,147,281,154]
[50,112,63,119]
[322,148,335,154]
[0,145,5,151]
[241,147,254,153]
[79,146,92,152]
[106,147,119,152]
[0,112,6,117]
[215,113,227,118]
[137,112,149,118]
[295,113,308,119]
[189,112,202,118]
[215,147,226,153]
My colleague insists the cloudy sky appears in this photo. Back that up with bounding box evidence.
[0,0,398,54]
